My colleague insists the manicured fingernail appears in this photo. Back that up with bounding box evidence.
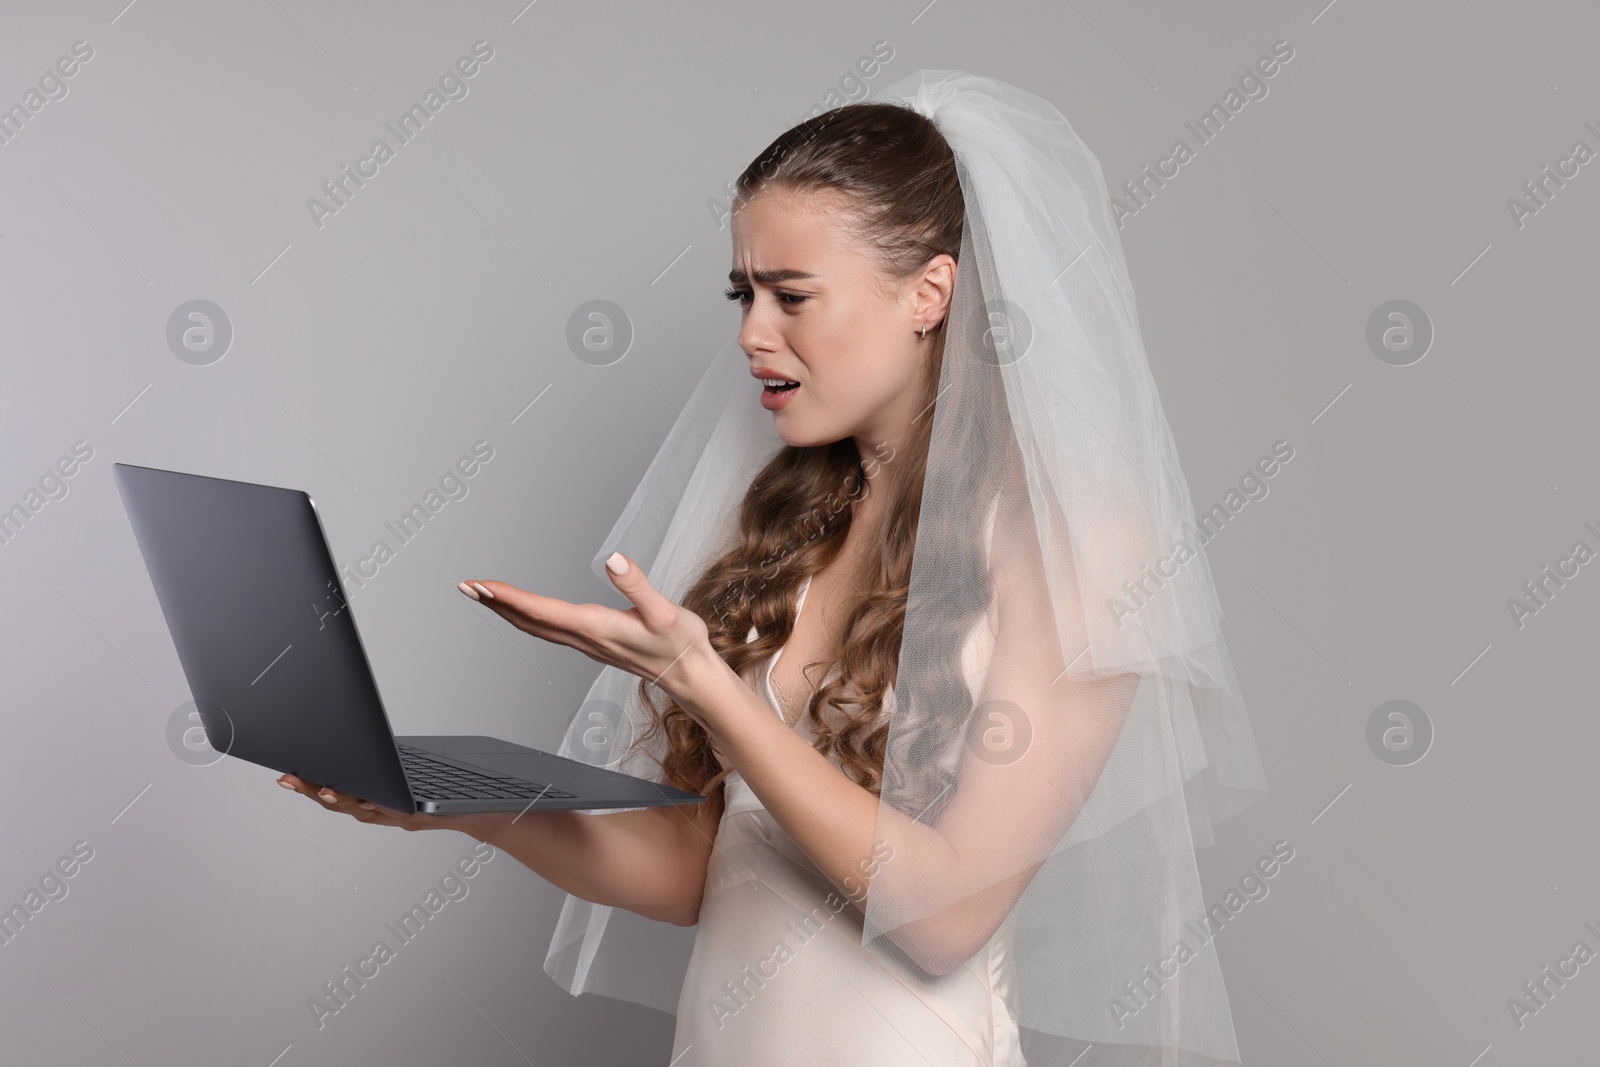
[606,552,628,576]
[358,802,375,810]
[278,779,295,790]
[470,581,495,600]
[457,581,481,601]
[319,790,336,802]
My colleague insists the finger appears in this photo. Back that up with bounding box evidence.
[343,795,403,821]
[278,775,406,824]
[312,786,394,823]
[278,773,321,797]
[358,799,409,818]
[458,579,607,648]
[278,774,345,807]
[601,552,677,628]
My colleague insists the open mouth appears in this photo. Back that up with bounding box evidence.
[762,381,799,394]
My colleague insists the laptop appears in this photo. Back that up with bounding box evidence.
[113,462,704,816]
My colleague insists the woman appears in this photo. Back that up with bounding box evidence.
[281,71,1267,1066]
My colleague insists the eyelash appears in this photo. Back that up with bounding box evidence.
[724,287,806,307]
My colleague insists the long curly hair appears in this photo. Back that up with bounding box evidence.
[629,101,1006,812]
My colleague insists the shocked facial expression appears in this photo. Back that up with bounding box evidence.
[727,187,951,453]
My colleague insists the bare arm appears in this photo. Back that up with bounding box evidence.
[676,646,1132,974]
[672,493,1138,975]
[460,792,725,926]
[276,773,724,927]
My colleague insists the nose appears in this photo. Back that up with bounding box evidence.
[738,296,782,358]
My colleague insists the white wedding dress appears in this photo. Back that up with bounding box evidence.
[671,499,1026,1067]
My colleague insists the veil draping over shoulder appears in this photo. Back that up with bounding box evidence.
[543,69,1267,1065]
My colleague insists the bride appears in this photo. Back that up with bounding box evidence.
[279,70,1267,1066]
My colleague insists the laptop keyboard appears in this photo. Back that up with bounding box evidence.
[396,743,576,802]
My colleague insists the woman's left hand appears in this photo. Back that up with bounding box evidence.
[457,551,715,701]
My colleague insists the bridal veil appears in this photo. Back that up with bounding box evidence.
[543,69,1268,1065]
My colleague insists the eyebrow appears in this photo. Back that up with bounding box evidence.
[726,267,818,285]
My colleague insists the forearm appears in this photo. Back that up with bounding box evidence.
[672,642,1142,974]
[453,805,707,925]
[675,649,1030,974]
[676,649,957,912]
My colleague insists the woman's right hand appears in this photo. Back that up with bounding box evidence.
[275,772,496,838]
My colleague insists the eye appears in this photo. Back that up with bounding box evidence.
[723,287,808,308]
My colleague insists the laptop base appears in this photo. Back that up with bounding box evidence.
[396,735,704,814]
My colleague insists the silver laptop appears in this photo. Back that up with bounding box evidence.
[113,462,703,815]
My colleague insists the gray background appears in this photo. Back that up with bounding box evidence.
[2,0,1596,1063]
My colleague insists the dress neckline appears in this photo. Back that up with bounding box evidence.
[762,574,813,717]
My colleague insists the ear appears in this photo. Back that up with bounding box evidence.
[912,252,956,329]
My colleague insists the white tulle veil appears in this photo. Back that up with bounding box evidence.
[543,69,1268,1065]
